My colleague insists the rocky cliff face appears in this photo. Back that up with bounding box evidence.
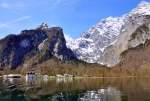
[103,14,150,66]
[66,16,124,64]
[0,24,76,69]
[0,1,150,70]
[66,1,150,67]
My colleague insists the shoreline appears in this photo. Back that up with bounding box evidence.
[1,74,149,79]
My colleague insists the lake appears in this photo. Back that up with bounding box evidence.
[0,77,150,101]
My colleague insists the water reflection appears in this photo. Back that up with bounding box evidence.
[56,77,73,84]
[79,87,121,101]
[1,77,150,101]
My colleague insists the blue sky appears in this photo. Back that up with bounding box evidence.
[0,0,149,39]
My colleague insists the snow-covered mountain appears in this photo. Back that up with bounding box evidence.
[66,17,124,64]
[66,1,150,67]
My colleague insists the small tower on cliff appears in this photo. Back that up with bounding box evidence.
[38,22,49,30]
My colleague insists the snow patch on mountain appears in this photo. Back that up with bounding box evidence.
[129,1,150,16]
[66,1,150,67]
[66,16,124,64]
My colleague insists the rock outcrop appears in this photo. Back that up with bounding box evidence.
[0,24,76,69]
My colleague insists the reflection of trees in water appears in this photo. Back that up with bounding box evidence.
[2,78,150,101]
[0,78,25,101]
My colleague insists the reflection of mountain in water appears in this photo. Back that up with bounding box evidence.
[51,91,81,101]
[2,78,150,101]
[79,87,121,101]
[0,78,25,101]
[50,88,122,101]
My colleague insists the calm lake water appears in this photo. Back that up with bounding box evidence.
[0,77,150,101]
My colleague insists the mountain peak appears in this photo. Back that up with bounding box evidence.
[0,25,76,69]
[66,0,150,67]
[138,0,150,6]
[129,1,150,16]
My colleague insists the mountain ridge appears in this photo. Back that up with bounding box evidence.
[0,1,150,72]
[66,1,150,67]
[0,24,77,69]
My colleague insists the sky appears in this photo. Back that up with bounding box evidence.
[0,0,149,39]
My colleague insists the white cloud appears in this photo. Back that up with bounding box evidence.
[0,1,25,9]
[0,2,10,9]
[0,0,79,11]
[48,0,79,8]
[0,16,31,29]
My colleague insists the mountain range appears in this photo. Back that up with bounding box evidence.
[0,1,150,73]
[66,1,150,67]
